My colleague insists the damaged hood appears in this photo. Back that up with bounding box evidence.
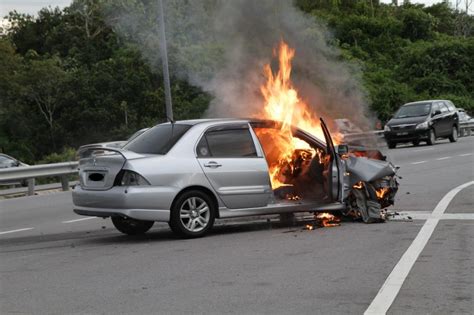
[346,156,396,182]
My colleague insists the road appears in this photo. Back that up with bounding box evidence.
[1,137,473,314]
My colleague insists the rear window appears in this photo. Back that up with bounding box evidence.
[123,124,191,154]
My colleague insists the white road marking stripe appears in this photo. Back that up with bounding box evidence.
[365,181,474,315]
[459,153,472,157]
[436,156,451,160]
[413,148,434,152]
[442,213,474,220]
[396,212,474,221]
[62,217,97,223]
[0,228,34,235]
[410,161,426,165]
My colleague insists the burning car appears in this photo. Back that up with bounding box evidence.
[72,40,398,237]
[72,118,398,237]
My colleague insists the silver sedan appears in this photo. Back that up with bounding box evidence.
[73,118,398,238]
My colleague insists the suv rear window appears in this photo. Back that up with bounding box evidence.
[123,124,191,154]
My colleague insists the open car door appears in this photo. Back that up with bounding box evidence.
[320,118,344,202]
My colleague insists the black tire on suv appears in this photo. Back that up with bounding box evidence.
[426,129,436,145]
[387,142,396,149]
[448,126,458,143]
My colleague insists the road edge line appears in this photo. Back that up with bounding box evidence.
[0,227,34,235]
[364,180,474,315]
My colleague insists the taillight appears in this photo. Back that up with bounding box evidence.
[114,170,150,186]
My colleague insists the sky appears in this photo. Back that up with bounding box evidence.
[0,0,460,18]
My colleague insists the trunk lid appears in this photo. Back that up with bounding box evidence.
[78,148,144,190]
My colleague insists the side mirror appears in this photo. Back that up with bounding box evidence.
[337,144,349,155]
[432,110,441,116]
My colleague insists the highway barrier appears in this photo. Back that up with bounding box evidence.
[0,162,79,196]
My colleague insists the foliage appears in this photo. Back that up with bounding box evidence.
[0,0,472,163]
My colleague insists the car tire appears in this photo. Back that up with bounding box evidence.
[426,129,436,145]
[111,216,154,235]
[387,142,396,149]
[412,140,420,146]
[448,126,458,142]
[169,190,216,238]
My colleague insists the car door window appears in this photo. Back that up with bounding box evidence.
[445,102,455,112]
[439,103,448,113]
[197,127,257,158]
[431,103,439,115]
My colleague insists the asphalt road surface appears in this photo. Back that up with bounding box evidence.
[1,137,473,314]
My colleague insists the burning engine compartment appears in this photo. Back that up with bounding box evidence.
[250,40,399,223]
[254,125,399,223]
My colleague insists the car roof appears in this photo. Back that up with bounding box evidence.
[156,118,257,128]
[403,100,449,106]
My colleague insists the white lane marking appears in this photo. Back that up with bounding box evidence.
[442,213,474,220]
[413,148,434,152]
[365,181,474,315]
[410,161,426,165]
[459,153,472,157]
[0,228,34,235]
[436,156,451,160]
[62,217,97,224]
[397,212,474,221]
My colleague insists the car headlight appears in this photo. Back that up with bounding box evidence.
[415,121,429,129]
[384,125,391,132]
[116,170,150,186]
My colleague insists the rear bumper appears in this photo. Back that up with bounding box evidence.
[72,185,179,222]
[384,129,430,143]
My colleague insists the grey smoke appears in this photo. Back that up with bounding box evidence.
[104,0,373,130]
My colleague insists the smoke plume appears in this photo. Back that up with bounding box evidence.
[104,0,373,130]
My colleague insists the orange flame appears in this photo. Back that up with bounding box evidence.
[316,212,341,227]
[376,187,390,199]
[255,40,332,189]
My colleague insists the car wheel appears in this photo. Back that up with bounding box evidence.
[412,140,420,146]
[387,141,396,149]
[426,129,436,145]
[169,191,215,238]
[111,216,154,235]
[448,126,458,142]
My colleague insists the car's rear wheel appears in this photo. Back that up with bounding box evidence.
[111,217,154,235]
[426,129,436,145]
[412,140,420,146]
[448,126,458,142]
[387,141,396,149]
[169,191,215,238]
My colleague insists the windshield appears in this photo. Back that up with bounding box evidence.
[123,124,191,154]
[394,103,431,118]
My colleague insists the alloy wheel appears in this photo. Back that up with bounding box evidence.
[179,197,210,232]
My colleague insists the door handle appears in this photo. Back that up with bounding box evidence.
[204,161,222,168]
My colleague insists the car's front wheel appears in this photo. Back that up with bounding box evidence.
[387,141,396,149]
[426,129,436,145]
[412,140,420,146]
[448,126,458,142]
[169,191,215,238]
[111,217,154,235]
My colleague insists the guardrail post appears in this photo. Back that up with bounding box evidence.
[27,178,35,196]
[60,176,69,191]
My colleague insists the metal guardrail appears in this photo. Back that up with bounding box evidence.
[459,121,474,136]
[0,162,79,196]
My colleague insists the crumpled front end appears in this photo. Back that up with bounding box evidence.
[343,154,399,223]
